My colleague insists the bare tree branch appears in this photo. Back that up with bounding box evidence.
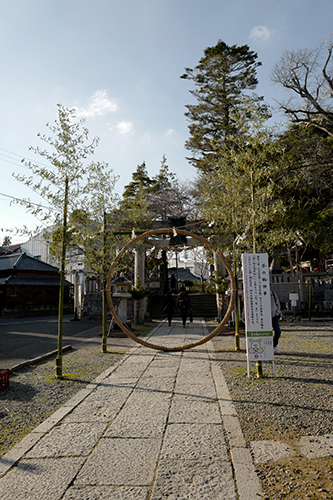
[271,38,333,137]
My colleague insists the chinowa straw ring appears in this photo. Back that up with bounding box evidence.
[106,227,236,351]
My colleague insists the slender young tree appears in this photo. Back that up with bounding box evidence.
[199,99,286,255]
[15,105,118,377]
[198,99,287,355]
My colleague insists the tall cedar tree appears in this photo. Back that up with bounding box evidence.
[181,40,262,173]
[120,157,194,225]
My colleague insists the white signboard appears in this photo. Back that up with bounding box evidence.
[242,253,274,361]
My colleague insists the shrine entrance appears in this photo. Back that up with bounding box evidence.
[106,228,236,352]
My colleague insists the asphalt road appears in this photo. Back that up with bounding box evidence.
[0,315,136,370]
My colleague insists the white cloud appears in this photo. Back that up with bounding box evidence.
[165,128,175,137]
[116,121,133,135]
[141,132,152,143]
[249,26,271,44]
[76,90,118,118]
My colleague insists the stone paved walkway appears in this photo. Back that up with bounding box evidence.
[0,318,263,499]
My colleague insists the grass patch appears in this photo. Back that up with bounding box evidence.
[215,348,246,353]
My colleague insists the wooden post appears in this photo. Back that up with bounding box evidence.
[56,175,69,379]
[134,246,146,325]
[233,261,240,351]
[308,277,312,321]
[102,210,107,353]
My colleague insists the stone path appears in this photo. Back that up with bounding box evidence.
[251,434,333,464]
[0,318,263,499]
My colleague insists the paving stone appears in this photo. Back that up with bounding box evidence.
[231,447,264,500]
[32,406,73,433]
[26,422,107,458]
[65,387,132,423]
[91,383,135,400]
[223,415,247,448]
[161,423,228,461]
[142,366,179,379]
[0,457,85,500]
[0,431,44,477]
[173,381,217,401]
[251,440,294,464]
[299,434,333,458]
[209,356,238,417]
[175,372,213,386]
[178,361,211,373]
[75,437,162,486]
[136,376,175,394]
[63,486,150,499]
[105,397,170,438]
[124,354,154,365]
[110,363,151,379]
[63,388,96,407]
[151,458,236,500]
[127,388,172,404]
[149,354,181,366]
[103,376,139,388]
[168,399,221,424]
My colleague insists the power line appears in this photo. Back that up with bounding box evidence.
[0,191,54,211]
[0,155,28,170]
[0,147,56,170]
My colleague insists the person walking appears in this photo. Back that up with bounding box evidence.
[170,274,177,293]
[177,286,192,328]
[271,290,282,354]
[162,291,176,327]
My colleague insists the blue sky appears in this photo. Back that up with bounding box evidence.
[1,0,332,243]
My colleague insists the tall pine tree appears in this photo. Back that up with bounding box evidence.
[181,40,262,173]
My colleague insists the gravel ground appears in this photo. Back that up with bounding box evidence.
[211,319,333,499]
[0,343,125,458]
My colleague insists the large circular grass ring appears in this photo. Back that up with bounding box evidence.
[106,228,236,351]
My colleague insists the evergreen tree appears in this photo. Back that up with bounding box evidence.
[120,156,194,225]
[272,122,333,269]
[181,40,263,173]
[198,98,286,257]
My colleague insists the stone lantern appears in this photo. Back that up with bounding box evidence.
[110,273,132,325]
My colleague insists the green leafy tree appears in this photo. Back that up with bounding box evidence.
[272,122,333,271]
[199,99,286,256]
[120,156,195,225]
[181,40,263,173]
[120,162,153,230]
[198,99,287,352]
[119,156,197,294]
[2,236,12,246]
[15,105,118,376]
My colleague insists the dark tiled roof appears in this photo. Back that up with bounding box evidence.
[2,243,22,253]
[111,275,132,285]
[0,275,72,287]
[0,253,59,273]
[169,268,199,282]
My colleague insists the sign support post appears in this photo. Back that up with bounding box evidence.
[242,253,275,378]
